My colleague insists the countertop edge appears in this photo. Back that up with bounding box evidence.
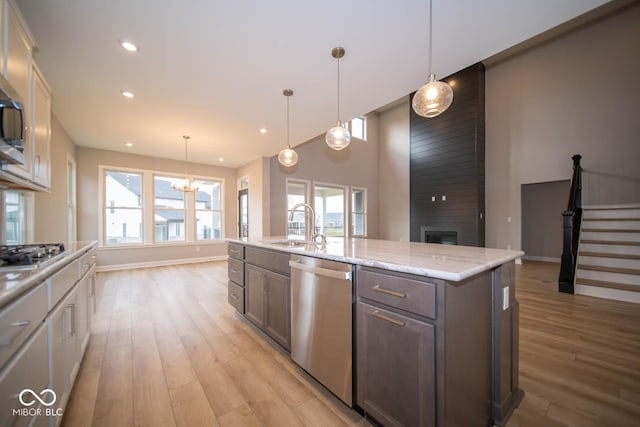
[226,238,523,282]
[0,241,98,310]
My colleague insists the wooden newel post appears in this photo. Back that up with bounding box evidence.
[572,154,582,209]
[559,210,575,293]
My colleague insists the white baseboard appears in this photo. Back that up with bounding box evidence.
[96,255,228,272]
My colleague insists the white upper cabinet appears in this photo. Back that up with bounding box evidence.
[32,64,51,188]
[0,0,51,191]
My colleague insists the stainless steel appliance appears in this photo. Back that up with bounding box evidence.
[0,243,65,270]
[0,73,25,165]
[289,254,353,406]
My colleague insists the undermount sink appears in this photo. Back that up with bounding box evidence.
[265,239,317,248]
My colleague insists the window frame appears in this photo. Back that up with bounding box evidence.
[313,181,349,238]
[350,187,367,237]
[347,116,367,141]
[99,165,224,248]
[286,178,311,238]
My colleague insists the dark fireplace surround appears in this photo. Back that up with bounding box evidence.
[421,226,459,245]
[410,62,485,247]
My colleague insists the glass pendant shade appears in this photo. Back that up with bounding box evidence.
[278,146,298,167]
[412,73,453,118]
[325,122,351,151]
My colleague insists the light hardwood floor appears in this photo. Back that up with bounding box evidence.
[61,261,640,427]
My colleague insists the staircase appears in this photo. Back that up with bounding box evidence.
[575,204,640,303]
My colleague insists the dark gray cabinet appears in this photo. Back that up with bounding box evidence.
[356,264,502,427]
[244,263,291,351]
[357,301,435,427]
[227,243,245,313]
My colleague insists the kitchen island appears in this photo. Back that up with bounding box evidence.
[226,236,524,427]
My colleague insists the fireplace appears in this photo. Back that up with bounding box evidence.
[420,226,459,245]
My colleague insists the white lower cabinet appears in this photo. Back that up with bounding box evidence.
[0,322,49,427]
[48,286,81,426]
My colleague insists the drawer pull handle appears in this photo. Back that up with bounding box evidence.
[230,294,239,300]
[0,320,31,347]
[373,285,406,298]
[371,311,405,327]
[230,269,238,274]
[230,249,240,254]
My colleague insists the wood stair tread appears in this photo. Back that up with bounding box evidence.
[583,206,640,210]
[575,278,640,292]
[577,264,640,275]
[579,251,640,260]
[582,228,640,233]
[583,218,640,221]
[580,240,640,246]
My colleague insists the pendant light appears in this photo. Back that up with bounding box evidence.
[278,89,298,167]
[412,0,453,118]
[171,135,199,192]
[325,47,351,151]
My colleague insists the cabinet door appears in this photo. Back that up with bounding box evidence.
[48,287,78,414]
[244,264,265,329]
[357,301,435,427]
[264,269,291,351]
[31,65,51,188]
[3,1,33,179]
[76,273,90,356]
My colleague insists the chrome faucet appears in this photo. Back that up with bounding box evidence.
[289,203,325,244]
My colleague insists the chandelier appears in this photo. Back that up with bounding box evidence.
[171,135,199,192]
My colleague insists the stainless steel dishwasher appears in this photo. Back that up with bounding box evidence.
[289,254,354,406]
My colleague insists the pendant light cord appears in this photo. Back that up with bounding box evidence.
[336,56,341,123]
[428,0,433,76]
[287,95,291,148]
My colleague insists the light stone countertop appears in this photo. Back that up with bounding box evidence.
[0,241,97,310]
[228,237,524,282]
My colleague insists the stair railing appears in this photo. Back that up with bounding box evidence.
[559,154,583,293]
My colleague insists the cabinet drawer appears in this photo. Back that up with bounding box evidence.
[49,260,79,310]
[245,247,290,277]
[228,281,244,313]
[357,268,436,319]
[228,258,244,286]
[0,283,47,370]
[78,249,97,279]
[228,243,245,260]
[0,323,49,427]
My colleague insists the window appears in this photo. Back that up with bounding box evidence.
[5,191,25,244]
[314,184,346,237]
[104,170,143,245]
[287,180,309,238]
[154,175,185,242]
[195,180,222,240]
[348,116,367,141]
[351,188,367,237]
[101,166,224,246]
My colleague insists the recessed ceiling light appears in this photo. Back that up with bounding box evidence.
[121,90,135,98]
[124,142,133,147]
[120,41,138,52]
[259,128,268,134]
[219,157,224,162]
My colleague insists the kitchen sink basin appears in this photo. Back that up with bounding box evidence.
[264,239,317,248]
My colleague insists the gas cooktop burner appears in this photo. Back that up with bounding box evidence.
[0,243,65,269]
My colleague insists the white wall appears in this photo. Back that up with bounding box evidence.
[237,157,271,239]
[33,115,76,242]
[269,114,379,238]
[485,4,640,251]
[376,4,640,251]
[377,99,410,241]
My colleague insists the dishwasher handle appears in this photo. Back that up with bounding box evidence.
[289,260,352,281]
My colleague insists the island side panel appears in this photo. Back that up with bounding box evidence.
[492,261,524,426]
[440,269,493,427]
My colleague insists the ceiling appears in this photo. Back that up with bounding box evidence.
[17,0,609,168]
